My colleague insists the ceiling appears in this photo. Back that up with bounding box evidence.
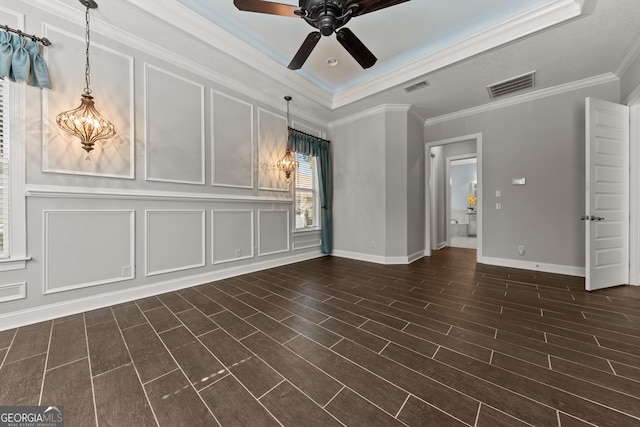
[119,0,640,124]
[177,0,556,93]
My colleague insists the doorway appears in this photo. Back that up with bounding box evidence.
[448,157,477,249]
[424,133,483,262]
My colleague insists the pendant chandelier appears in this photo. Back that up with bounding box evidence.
[276,96,298,179]
[56,0,116,155]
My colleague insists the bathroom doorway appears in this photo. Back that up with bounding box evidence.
[425,133,482,261]
[448,157,477,249]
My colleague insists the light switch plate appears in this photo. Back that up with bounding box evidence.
[496,190,501,197]
[512,178,526,185]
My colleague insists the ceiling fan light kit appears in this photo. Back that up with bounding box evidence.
[234,0,410,70]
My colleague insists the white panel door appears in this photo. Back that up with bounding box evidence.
[585,98,629,291]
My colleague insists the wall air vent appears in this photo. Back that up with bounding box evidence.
[404,80,429,93]
[487,71,535,99]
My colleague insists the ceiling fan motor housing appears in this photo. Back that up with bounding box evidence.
[301,0,350,35]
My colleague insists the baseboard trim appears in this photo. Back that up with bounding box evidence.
[436,241,447,250]
[0,250,324,331]
[480,256,585,277]
[332,249,424,265]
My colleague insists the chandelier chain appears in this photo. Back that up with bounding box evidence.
[84,6,91,95]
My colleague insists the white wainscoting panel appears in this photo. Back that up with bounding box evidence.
[258,108,288,191]
[258,210,289,256]
[44,211,135,294]
[212,210,254,264]
[43,25,134,178]
[145,64,205,184]
[0,282,26,303]
[293,239,321,250]
[146,210,206,276]
[212,91,254,188]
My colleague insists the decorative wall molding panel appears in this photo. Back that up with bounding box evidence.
[212,91,254,188]
[0,282,26,303]
[212,210,254,264]
[291,121,324,138]
[146,210,206,276]
[258,108,288,192]
[258,210,290,256]
[145,63,205,184]
[25,185,292,203]
[292,239,321,250]
[0,6,23,30]
[43,210,135,294]
[42,24,135,178]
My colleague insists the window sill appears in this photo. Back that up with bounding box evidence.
[293,228,321,235]
[0,257,31,272]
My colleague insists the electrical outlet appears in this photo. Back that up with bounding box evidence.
[518,245,525,256]
[122,266,132,277]
[496,202,502,210]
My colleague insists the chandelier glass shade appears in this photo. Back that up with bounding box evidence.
[56,93,116,153]
[56,1,116,154]
[277,148,298,179]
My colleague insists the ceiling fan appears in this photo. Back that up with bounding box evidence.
[233,0,410,70]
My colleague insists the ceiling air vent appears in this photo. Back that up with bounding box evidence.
[404,80,429,93]
[487,71,535,99]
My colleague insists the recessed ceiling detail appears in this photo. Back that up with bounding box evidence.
[487,71,536,99]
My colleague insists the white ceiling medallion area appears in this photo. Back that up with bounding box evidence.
[120,0,587,111]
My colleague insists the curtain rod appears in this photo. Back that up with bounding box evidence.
[288,126,331,144]
[1,25,52,46]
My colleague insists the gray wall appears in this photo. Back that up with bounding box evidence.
[426,80,619,269]
[332,107,423,262]
[407,112,425,257]
[384,111,408,257]
[621,53,640,102]
[332,113,387,257]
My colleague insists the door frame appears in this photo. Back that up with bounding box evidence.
[424,133,483,262]
[629,100,640,285]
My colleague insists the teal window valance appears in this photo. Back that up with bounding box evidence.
[0,30,51,88]
[288,127,333,255]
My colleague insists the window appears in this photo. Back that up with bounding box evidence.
[0,76,27,270]
[0,79,9,257]
[294,153,319,230]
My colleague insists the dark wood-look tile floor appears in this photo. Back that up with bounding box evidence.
[1,247,640,426]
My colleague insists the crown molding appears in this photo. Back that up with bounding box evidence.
[328,104,412,129]
[425,73,618,126]
[331,0,584,109]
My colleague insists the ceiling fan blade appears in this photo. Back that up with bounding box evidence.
[288,31,322,70]
[336,28,377,69]
[347,0,410,16]
[233,0,299,17]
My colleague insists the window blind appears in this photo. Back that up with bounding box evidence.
[295,153,317,229]
[0,78,9,256]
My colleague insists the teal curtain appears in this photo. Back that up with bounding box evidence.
[288,127,332,254]
[0,31,51,88]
